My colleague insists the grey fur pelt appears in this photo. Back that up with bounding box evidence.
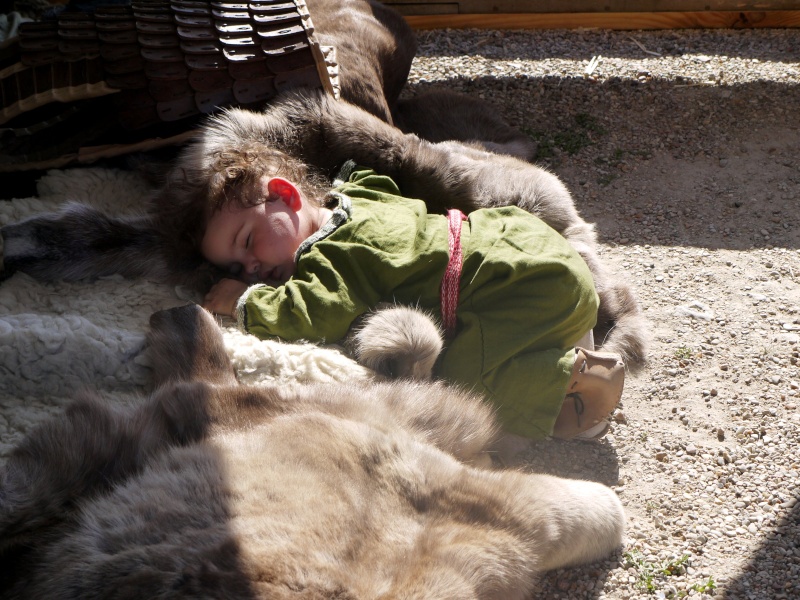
[0,304,624,599]
[345,304,445,380]
[1,90,647,368]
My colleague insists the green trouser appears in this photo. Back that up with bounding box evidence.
[436,211,599,439]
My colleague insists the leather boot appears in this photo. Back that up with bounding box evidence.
[552,347,625,440]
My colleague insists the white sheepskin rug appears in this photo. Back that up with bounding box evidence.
[0,167,374,461]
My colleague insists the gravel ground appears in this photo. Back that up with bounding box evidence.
[404,27,800,599]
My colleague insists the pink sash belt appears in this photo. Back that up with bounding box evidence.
[440,209,467,338]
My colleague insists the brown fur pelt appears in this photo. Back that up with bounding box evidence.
[306,0,415,124]
[0,304,624,599]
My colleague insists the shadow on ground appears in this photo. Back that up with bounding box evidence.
[405,75,800,253]
[721,499,800,599]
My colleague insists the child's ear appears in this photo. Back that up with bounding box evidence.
[266,177,302,212]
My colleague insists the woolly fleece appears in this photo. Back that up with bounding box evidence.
[0,167,372,460]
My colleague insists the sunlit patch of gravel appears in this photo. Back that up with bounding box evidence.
[406,27,800,599]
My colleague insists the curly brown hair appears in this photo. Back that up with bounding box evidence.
[206,141,328,215]
[147,140,330,290]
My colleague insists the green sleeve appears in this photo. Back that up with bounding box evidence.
[236,255,374,343]
[335,167,403,201]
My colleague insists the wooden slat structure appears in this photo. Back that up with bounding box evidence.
[0,0,339,171]
[387,0,800,28]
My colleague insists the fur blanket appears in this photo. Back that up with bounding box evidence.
[0,167,373,461]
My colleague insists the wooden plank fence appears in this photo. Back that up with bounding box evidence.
[386,1,800,28]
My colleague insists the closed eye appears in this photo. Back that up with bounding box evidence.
[244,233,252,249]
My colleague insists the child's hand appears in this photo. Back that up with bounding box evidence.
[203,278,249,317]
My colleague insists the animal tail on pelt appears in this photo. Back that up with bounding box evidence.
[594,281,648,373]
[567,234,648,372]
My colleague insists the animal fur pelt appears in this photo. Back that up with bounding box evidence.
[307,0,416,124]
[265,0,536,155]
[0,167,375,461]
[0,303,625,599]
[1,90,648,368]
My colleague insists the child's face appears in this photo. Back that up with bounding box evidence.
[201,179,311,284]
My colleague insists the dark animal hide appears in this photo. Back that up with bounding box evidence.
[1,90,648,368]
[305,0,416,125]
[0,303,625,599]
[303,0,534,154]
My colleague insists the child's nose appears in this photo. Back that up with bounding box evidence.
[246,257,260,274]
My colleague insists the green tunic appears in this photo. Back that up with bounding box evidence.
[236,168,599,438]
